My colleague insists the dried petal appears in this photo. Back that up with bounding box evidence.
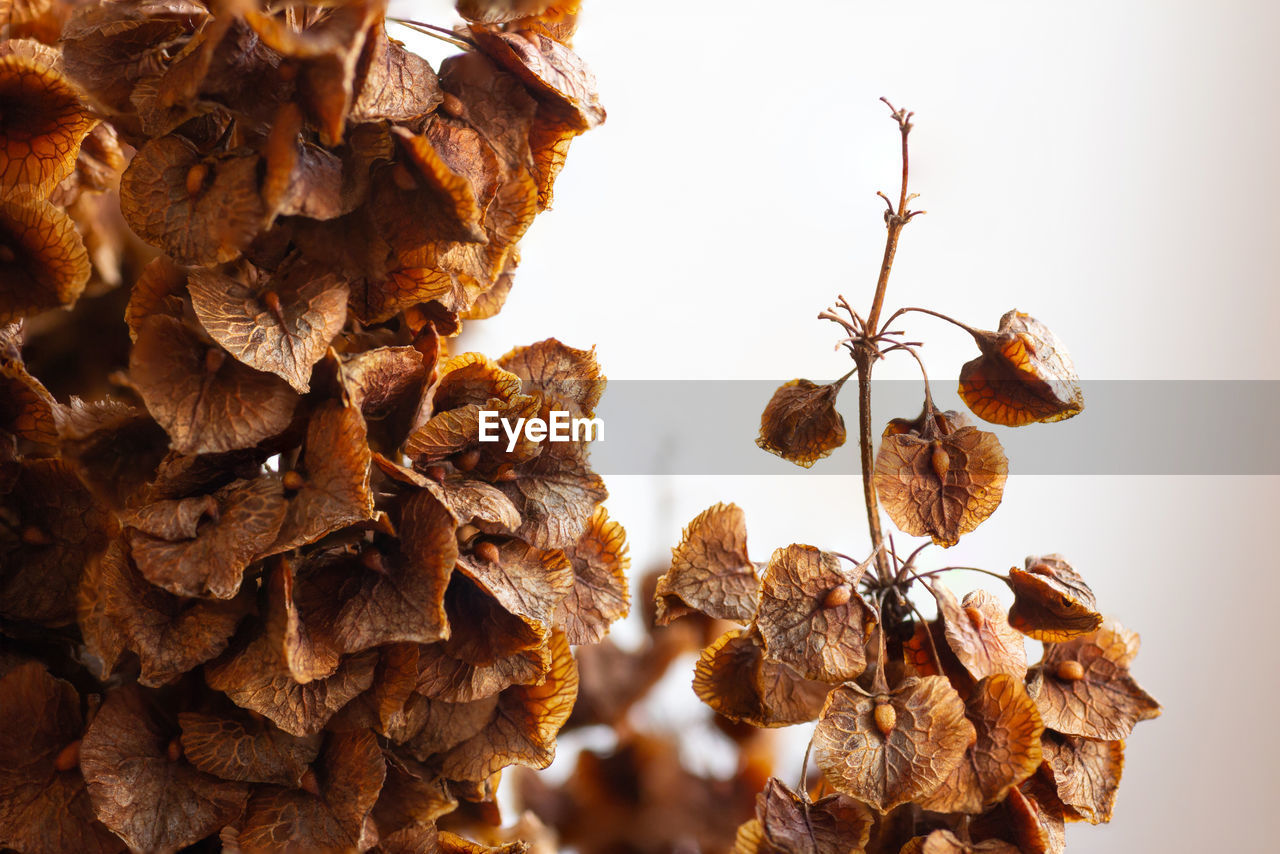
[1007,554,1103,642]
[900,830,1021,854]
[693,628,830,728]
[959,310,1083,426]
[556,506,629,645]
[497,438,606,550]
[1041,731,1124,824]
[1027,620,1161,741]
[874,408,1007,547]
[468,25,604,131]
[188,260,348,393]
[736,777,872,854]
[813,676,976,812]
[932,583,1027,681]
[756,544,875,683]
[179,709,322,787]
[498,338,603,418]
[350,26,442,123]
[756,378,848,467]
[130,315,297,454]
[0,45,98,196]
[0,191,90,321]
[0,358,57,453]
[655,502,760,624]
[81,685,249,854]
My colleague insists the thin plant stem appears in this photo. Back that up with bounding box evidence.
[907,600,945,677]
[880,305,984,341]
[388,17,475,49]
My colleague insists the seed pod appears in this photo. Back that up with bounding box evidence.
[874,701,897,735]
[185,162,208,196]
[822,583,853,609]
[282,470,305,491]
[475,540,500,564]
[204,347,225,374]
[1056,659,1085,681]
[424,464,447,483]
[964,605,985,630]
[930,442,951,482]
[53,740,81,772]
[455,448,480,472]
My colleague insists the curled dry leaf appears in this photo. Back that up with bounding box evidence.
[974,768,1066,854]
[179,708,322,787]
[1041,731,1125,825]
[0,358,58,453]
[693,628,830,728]
[918,674,1044,814]
[0,662,123,854]
[128,476,287,599]
[468,25,605,131]
[900,830,1021,854]
[959,310,1084,426]
[238,729,385,854]
[437,630,578,782]
[79,538,252,686]
[432,352,523,413]
[188,260,349,393]
[350,25,443,124]
[931,582,1027,681]
[497,437,606,550]
[0,44,98,197]
[498,337,604,418]
[555,505,630,645]
[80,684,249,854]
[457,536,573,633]
[120,135,263,265]
[732,776,872,854]
[755,378,848,468]
[655,502,760,624]
[874,407,1007,547]
[813,676,976,813]
[0,192,91,322]
[1027,620,1160,741]
[1007,554,1103,642]
[338,345,427,419]
[125,255,187,341]
[755,544,875,683]
[130,315,298,454]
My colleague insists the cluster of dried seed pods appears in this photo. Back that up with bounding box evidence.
[662,102,1160,852]
[2,1,624,852]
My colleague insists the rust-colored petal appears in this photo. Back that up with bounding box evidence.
[128,476,287,599]
[556,505,630,645]
[736,776,872,854]
[498,338,603,418]
[457,535,573,632]
[0,44,98,196]
[179,708,322,788]
[655,502,760,624]
[188,259,349,393]
[129,315,298,454]
[900,830,1021,854]
[0,191,90,321]
[120,135,263,265]
[125,255,187,342]
[1027,620,1161,741]
[79,538,252,686]
[931,582,1027,681]
[756,378,848,468]
[0,357,57,453]
[237,729,385,854]
[468,25,604,131]
[813,676,976,813]
[1041,731,1124,824]
[437,631,578,782]
[0,662,123,854]
[272,400,376,553]
[350,25,442,124]
[756,543,875,683]
[433,352,523,412]
[1007,554,1103,642]
[874,409,1007,547]
[693,628,830,728]
[959,310,1083,426]
[338,345,427,420]
[919,674,1044,814]
[262,102,345,223]
[497,438,606,550]
[80,684,249,854]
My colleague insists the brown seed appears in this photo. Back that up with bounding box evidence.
[424,464,447,483]
[1056,659,1086,681]
[0,245,15,263]
[204,347,226,374]
[475,540,500,564]
[21,526,52,546]
[299,768,320,796]
[360,549,387,574]
[53,740,81,772]
[440,92,465,118]
[494,465,518,482]
[873,701,897,735]
[262,290,284,320]
[166,737,183,762]
[455,448,481,472]
[964,605,985,630]
[282,470,305,491]
[185,162,208,197]
[822,583,852,608]
[930,442,951,482]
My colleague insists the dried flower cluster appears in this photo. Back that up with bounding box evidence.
[1,1,625,852]
[658,103,1160,853]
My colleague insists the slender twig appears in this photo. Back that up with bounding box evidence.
[906,599,946,676]
[880,305,985,341]
[388,17,475,49]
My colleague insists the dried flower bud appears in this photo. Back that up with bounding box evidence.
[204,347,226,374]
[964,605,985,630]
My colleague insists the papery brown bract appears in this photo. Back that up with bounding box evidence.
[80,684,250,854]
[0,191,91,321]
[732,776,873,854]
[900,830,1021,854]
[813,676,976,813]
[499,337,604,418]
[931,582,1027,681]
[0,357,58,453]
[756,378,848,468]
[1026,620,1160,742]
[693,628,830,728]
[179,707,323,787]
[555,505,630,645]
[1007,555,1103,642]
[0,43,98,197]
[1041,731,1125,824]
[958,310,1083,427]
[755,543,875,683]
[874,407,1007,547]
[655,502,760,624]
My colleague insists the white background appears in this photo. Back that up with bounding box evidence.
[396,2,1280,850]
